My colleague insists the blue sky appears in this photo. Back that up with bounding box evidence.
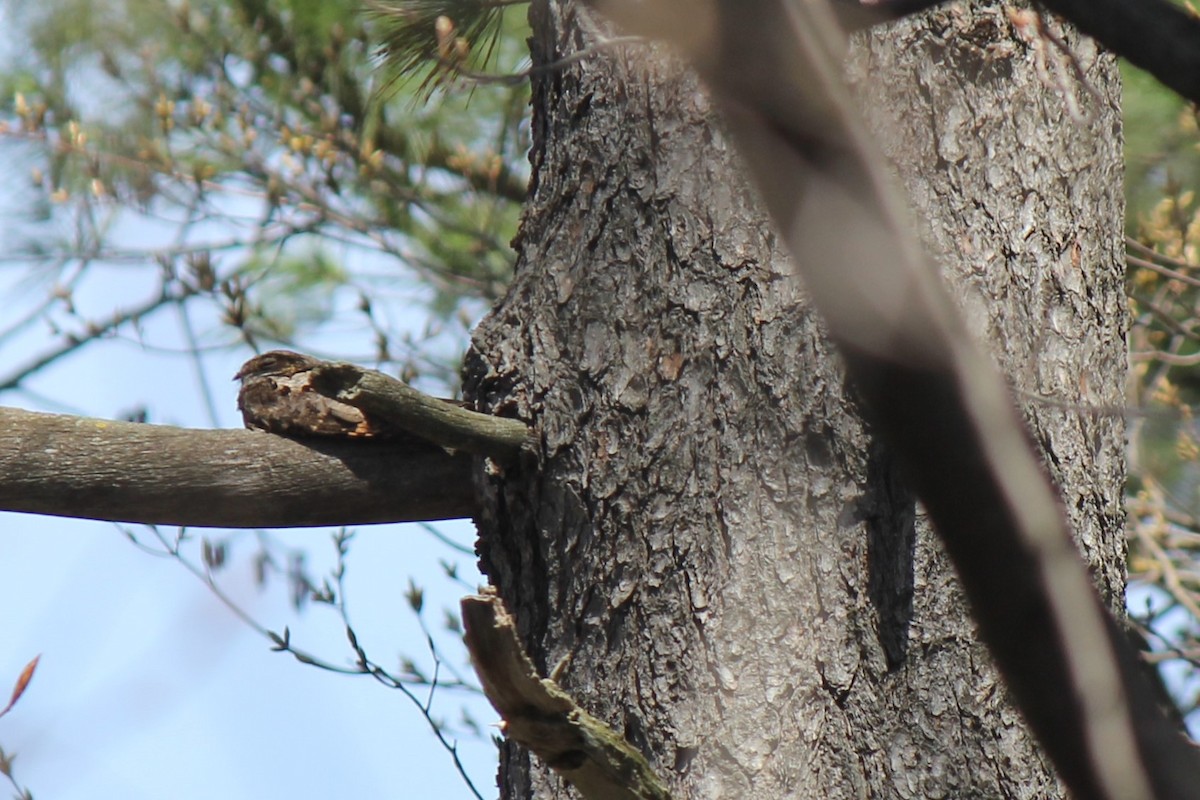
[3,513,497,799]
[0,197,500,798]
[0,5,507,796]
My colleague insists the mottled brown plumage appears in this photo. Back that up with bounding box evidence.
[234,350,398,439]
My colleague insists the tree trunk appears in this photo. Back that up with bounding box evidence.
[465,2,1124,797]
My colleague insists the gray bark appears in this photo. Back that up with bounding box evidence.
[465,2,1124,797]
[846,6,1128,605]
[0,407,476,527]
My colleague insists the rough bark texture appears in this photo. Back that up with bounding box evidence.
[464,2,1124,797]
[0,407,476,527]
[846,5,1127,606]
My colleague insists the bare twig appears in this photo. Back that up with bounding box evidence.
[0,285,197,392]
[325,534,487,799]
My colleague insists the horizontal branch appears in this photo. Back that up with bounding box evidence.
[0,407,478,528]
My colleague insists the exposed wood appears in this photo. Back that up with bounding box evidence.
[0,407,477,528]
[462,590,672,800]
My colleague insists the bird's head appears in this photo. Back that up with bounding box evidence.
[234,350,321,381]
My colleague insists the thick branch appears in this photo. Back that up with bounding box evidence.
[0,407,477,528]
[462,590,672,800]
[837,0,1200,107]
[1036,0,1200,106]
[311,362,533,460]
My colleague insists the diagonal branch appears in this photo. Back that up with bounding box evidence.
[831,0,946,31]
[835,0,1200,107]
[310,361,534,460]
[0,407,477,528]
[0,286,194,393]
[462,589,672,800]
[1035,0,1200,106]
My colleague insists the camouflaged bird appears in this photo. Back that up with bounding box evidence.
[234,350,400,439]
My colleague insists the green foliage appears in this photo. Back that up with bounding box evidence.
[1123,60,1200,228]
[1127,187,1200,499]
[238,249,350,341]
[0,5,530,793]
[1123,47,1200,721]
[367,0,509,96]
[0,0,530,379]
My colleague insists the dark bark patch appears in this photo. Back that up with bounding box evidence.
[864,441,918,671]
